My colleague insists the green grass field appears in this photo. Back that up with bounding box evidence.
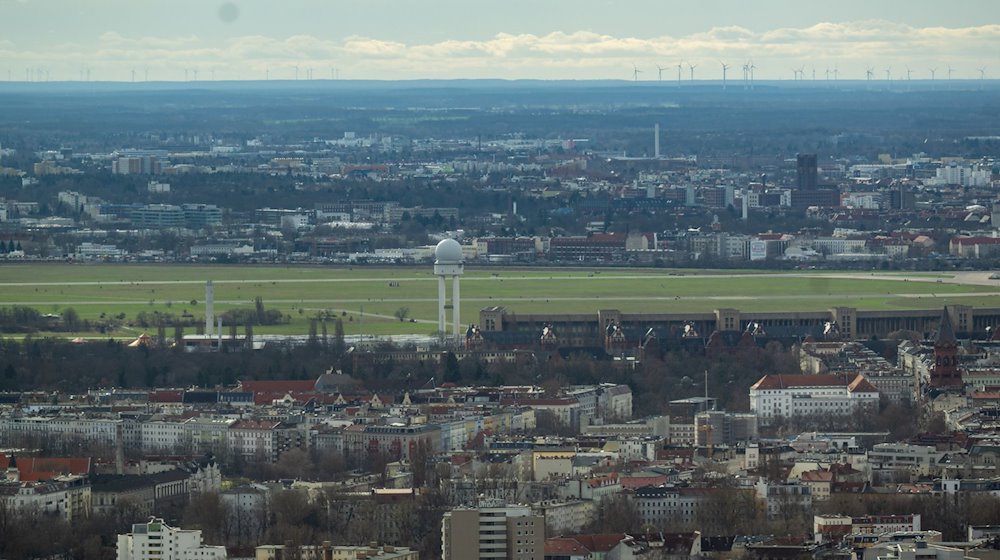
[0,264,997,337]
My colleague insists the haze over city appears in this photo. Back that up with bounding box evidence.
[1,0,999,81]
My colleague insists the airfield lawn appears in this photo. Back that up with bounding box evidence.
[0,264,997,337]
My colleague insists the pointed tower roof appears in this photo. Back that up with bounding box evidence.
[935,307,958,347]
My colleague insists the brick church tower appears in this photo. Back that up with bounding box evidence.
[931,308,963,389]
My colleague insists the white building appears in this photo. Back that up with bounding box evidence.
[117,518,226,560]
[749,374,880,426]
[633,485,711,525]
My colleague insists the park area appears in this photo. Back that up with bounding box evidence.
[0,264,997,338]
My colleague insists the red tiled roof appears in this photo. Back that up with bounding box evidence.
[149,390,184,403]
[953,237,1000,246]
[567,534,626,553]
[800,470,834,483]
[621,475,667,489]
[751,373,877,392]
[544,538,590,555]
[847,375,879,393]
[0,454,91,482]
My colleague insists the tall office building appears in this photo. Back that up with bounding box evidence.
[796,153,818,191]
[442,505,544,560]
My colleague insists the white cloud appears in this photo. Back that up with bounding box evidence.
[1,21,998,81]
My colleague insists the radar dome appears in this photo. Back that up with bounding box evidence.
[435,238,463,264]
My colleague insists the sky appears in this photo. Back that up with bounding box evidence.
[1,0,998,82]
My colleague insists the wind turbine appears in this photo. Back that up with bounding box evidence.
[832,66,839,80]
[184,69,189,81]
[632,64,642,82]
[688,62,697,81]
[748,61,756,88]
[676,61,684,84]
[865,67,874,84]
[825,67,831,81]
[131,68,135,83]
[294,65,300,80]
[979,67,986,90]
[905,66,912,80]
[884,67,891,81]
[656,64,666,82]
[144,66,149,82]
[720,62,730,89]
[192,69,198,81]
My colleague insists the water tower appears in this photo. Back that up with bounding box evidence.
[434,238,464,340]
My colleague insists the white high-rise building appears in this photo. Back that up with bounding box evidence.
[117,518,226,560]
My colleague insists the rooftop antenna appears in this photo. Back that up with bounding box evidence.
[632,64,642,82]
[720,61,729,89]
[676,61,683,84]
[656,64,666,81]
[688,61,697,81]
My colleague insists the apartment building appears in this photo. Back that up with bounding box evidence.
[116,518,226,560]
[441,504,544,560]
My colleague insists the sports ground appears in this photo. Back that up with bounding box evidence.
[0,264,998,337]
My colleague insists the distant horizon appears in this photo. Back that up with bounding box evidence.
[2,1,998,83]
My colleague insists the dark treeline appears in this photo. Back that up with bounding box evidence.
[0,334,919,440]
[0,336,349,392]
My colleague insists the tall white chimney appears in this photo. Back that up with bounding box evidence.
[205,280,214,337]
[654,123,660,158]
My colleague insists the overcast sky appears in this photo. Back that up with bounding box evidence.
[1,0,998,82]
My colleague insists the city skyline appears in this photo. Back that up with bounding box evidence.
[1,0,998,82]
